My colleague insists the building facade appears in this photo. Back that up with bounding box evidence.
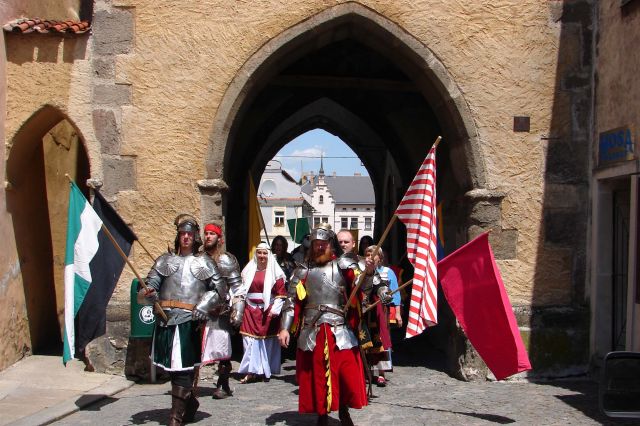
[258,160,312,248]
[0,1,608,379]
[590,0,640,361]
[302,162,376,243]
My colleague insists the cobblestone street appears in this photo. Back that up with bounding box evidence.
[52,357,636,426]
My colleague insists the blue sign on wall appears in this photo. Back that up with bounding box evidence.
[598,127,635,166]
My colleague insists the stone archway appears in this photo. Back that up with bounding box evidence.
[201,2,494,373]
[203,2,487,258]
[6,105,91,355]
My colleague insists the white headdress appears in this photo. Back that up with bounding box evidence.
[241,242,286,311]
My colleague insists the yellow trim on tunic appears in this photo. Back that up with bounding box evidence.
[324,325,332,413]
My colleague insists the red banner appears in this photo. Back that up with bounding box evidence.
[437,233,531,380]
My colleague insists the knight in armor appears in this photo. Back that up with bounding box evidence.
[199,223,246,399]
[138,215,224,425]
[237,242,287,383]
[277,224,392,426]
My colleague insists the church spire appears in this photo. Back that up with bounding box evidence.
[319,154,325,176]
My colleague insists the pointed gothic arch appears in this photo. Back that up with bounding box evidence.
[6,105,91,354]
[206,2,485,186]
[202,2,488,269]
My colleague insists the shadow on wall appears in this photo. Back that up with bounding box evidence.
[5,32,88,64]
[530,0,593,378]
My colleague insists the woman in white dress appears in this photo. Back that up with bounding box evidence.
[237,242,287,383]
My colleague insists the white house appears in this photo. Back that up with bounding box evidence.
[301,158,375,243]
[258,160,313,248]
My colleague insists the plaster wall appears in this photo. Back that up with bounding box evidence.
[1,0,83,21]
[0,2,29,371]
[4,38,96,153]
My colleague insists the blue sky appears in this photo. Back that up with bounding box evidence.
[270,128,369,181]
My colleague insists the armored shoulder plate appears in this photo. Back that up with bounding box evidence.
[191,255,217,280]
[286,264,306,290]
[337,252,360,270]
[153,253,181,277]
[216,252,240,276]
[357,257,366,272]
[291,264,308,281]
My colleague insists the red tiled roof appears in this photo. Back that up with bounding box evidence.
[3,18,90,34]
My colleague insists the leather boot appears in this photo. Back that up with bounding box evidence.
[183,391,199,423]
[212,362,233,399]
[168,385,191,426]
[339,406,354,426]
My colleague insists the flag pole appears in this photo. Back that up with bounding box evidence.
[433,135,442,149]
[257,202,270,246]
[64,174,167,323]
[250,172,271,246]
[82,177,157,263]
[135,240,156,263]
[362,278,412,314]
[99,221,168,323]
[343,214,397,314]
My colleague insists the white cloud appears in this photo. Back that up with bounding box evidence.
[273,145,326,181]
[286,146,325,158]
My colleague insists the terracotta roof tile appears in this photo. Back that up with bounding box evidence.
[3,18,90,35]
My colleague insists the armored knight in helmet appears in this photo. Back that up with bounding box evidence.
[138,215,224,426]
[199,223,246,399]
[277,224,392,426]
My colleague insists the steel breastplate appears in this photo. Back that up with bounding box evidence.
[158,255,208,305]
[303,261,346,326]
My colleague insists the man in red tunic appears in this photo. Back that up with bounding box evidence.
[278,224,391,426]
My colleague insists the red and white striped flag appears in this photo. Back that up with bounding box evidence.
[395,141,438,338]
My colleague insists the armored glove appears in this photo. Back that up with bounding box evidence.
[229,296,246,328]
[192,307,208,322]
[137,285,159,305]
[377,287,393,305]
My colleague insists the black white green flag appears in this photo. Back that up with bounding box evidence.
[63,182,136,365]
[63,181,103,364]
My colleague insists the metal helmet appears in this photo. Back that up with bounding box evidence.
[173,213,202,253]
[310,223,334,242]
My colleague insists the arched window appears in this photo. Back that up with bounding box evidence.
[319,195,324,204]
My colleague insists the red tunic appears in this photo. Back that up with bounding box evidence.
[293,263,368,414]
[240,270,286,338]
[296,324,367,414]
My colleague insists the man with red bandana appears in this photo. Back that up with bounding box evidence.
[200,223,246,399]
[278,224,392,426]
